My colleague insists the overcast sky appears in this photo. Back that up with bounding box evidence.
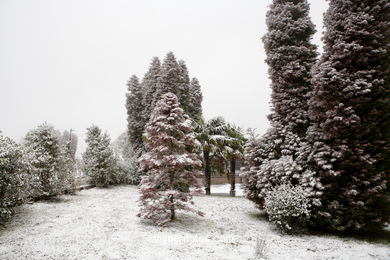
[0,0,328,155]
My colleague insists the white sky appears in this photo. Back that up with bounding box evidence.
[0,0,328,155]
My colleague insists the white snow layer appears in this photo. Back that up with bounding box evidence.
[0,185,388,260]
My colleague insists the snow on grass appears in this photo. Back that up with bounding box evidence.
[0,185,389,259]
[210,184,244,196]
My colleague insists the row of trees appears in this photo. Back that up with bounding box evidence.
[242,0,389,233]
[1,122,141,224]
[0,125,77,223]
[126,52,203,154]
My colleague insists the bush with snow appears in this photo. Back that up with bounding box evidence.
[138,93,203,226]
[264,183,311,233]
[112,132,142,185]
[23,124,63,199]
[0,134,26,223]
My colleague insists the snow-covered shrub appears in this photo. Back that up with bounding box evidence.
[264,183,311,233]
[112,132,142,185]
[58,146,78,194]
[82,125,118,187]
[138,93,204,226]
[23,124,63,199]
[0,134,26,223]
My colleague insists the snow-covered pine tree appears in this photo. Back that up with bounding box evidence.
[177,60,191,114]
[188,77,203,122]
[154,52,182,107]
[0,133,25,223]
[112,132,142,185]
[142,57,161,124]
[23,123,63,199]
[307,0,390,232]
[58,131,78,194]
[82,125,117,187]
[60,130,77,160]
[240,129,264,206]
[126,75,145,154]
[241,0,318,208]
[138,93,204,225]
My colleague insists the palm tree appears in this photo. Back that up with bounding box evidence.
[221,124,246,196]
[194,117,228,195]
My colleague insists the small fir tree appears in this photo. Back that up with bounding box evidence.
[82,125,117,187]
[112,132,142,185]
[24,123,62,199]
[138,93,204,225]
[58,133,77,194]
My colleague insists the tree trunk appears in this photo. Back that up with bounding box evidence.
[229,159,236,197]
[170,195,175,220]
[204,150,211,195]
[169,171,175,220]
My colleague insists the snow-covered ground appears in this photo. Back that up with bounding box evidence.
[0,185,388,260]
[210,184,244,196]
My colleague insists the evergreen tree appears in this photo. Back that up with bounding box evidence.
[241,0,318,207]
[307,0,390,232]
[0,133,25,223]
[58,131,78,194]
[177,60,191,114]
[154,52,182,107]
[82,125,117,187]
[138,93,203,225]
[126,75,144,154]
[112,132,142,185]
[24,123,63,199]
[240,129,264,206]
[188,77,203,122]
[142,57,161,124]
[60,130,77,160]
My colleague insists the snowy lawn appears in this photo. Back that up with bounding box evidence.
[210,184,244,196]
[0,185,389,260]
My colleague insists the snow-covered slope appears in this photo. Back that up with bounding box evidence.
[0,186,388,259]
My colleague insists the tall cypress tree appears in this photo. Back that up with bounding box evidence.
[188,77,203,122]
[178,60,191,114]
[142,57,161,124]
[307,0,390,232]
[154,52,182,105]
[241,0,318,207]
[126,75,144,154]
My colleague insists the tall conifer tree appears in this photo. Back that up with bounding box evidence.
[126,75,144,154]
[188,77,203,122]
[138,93,203,225]
[142,57,161,123]
[241,0,318,207]
[307,0,390,232]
